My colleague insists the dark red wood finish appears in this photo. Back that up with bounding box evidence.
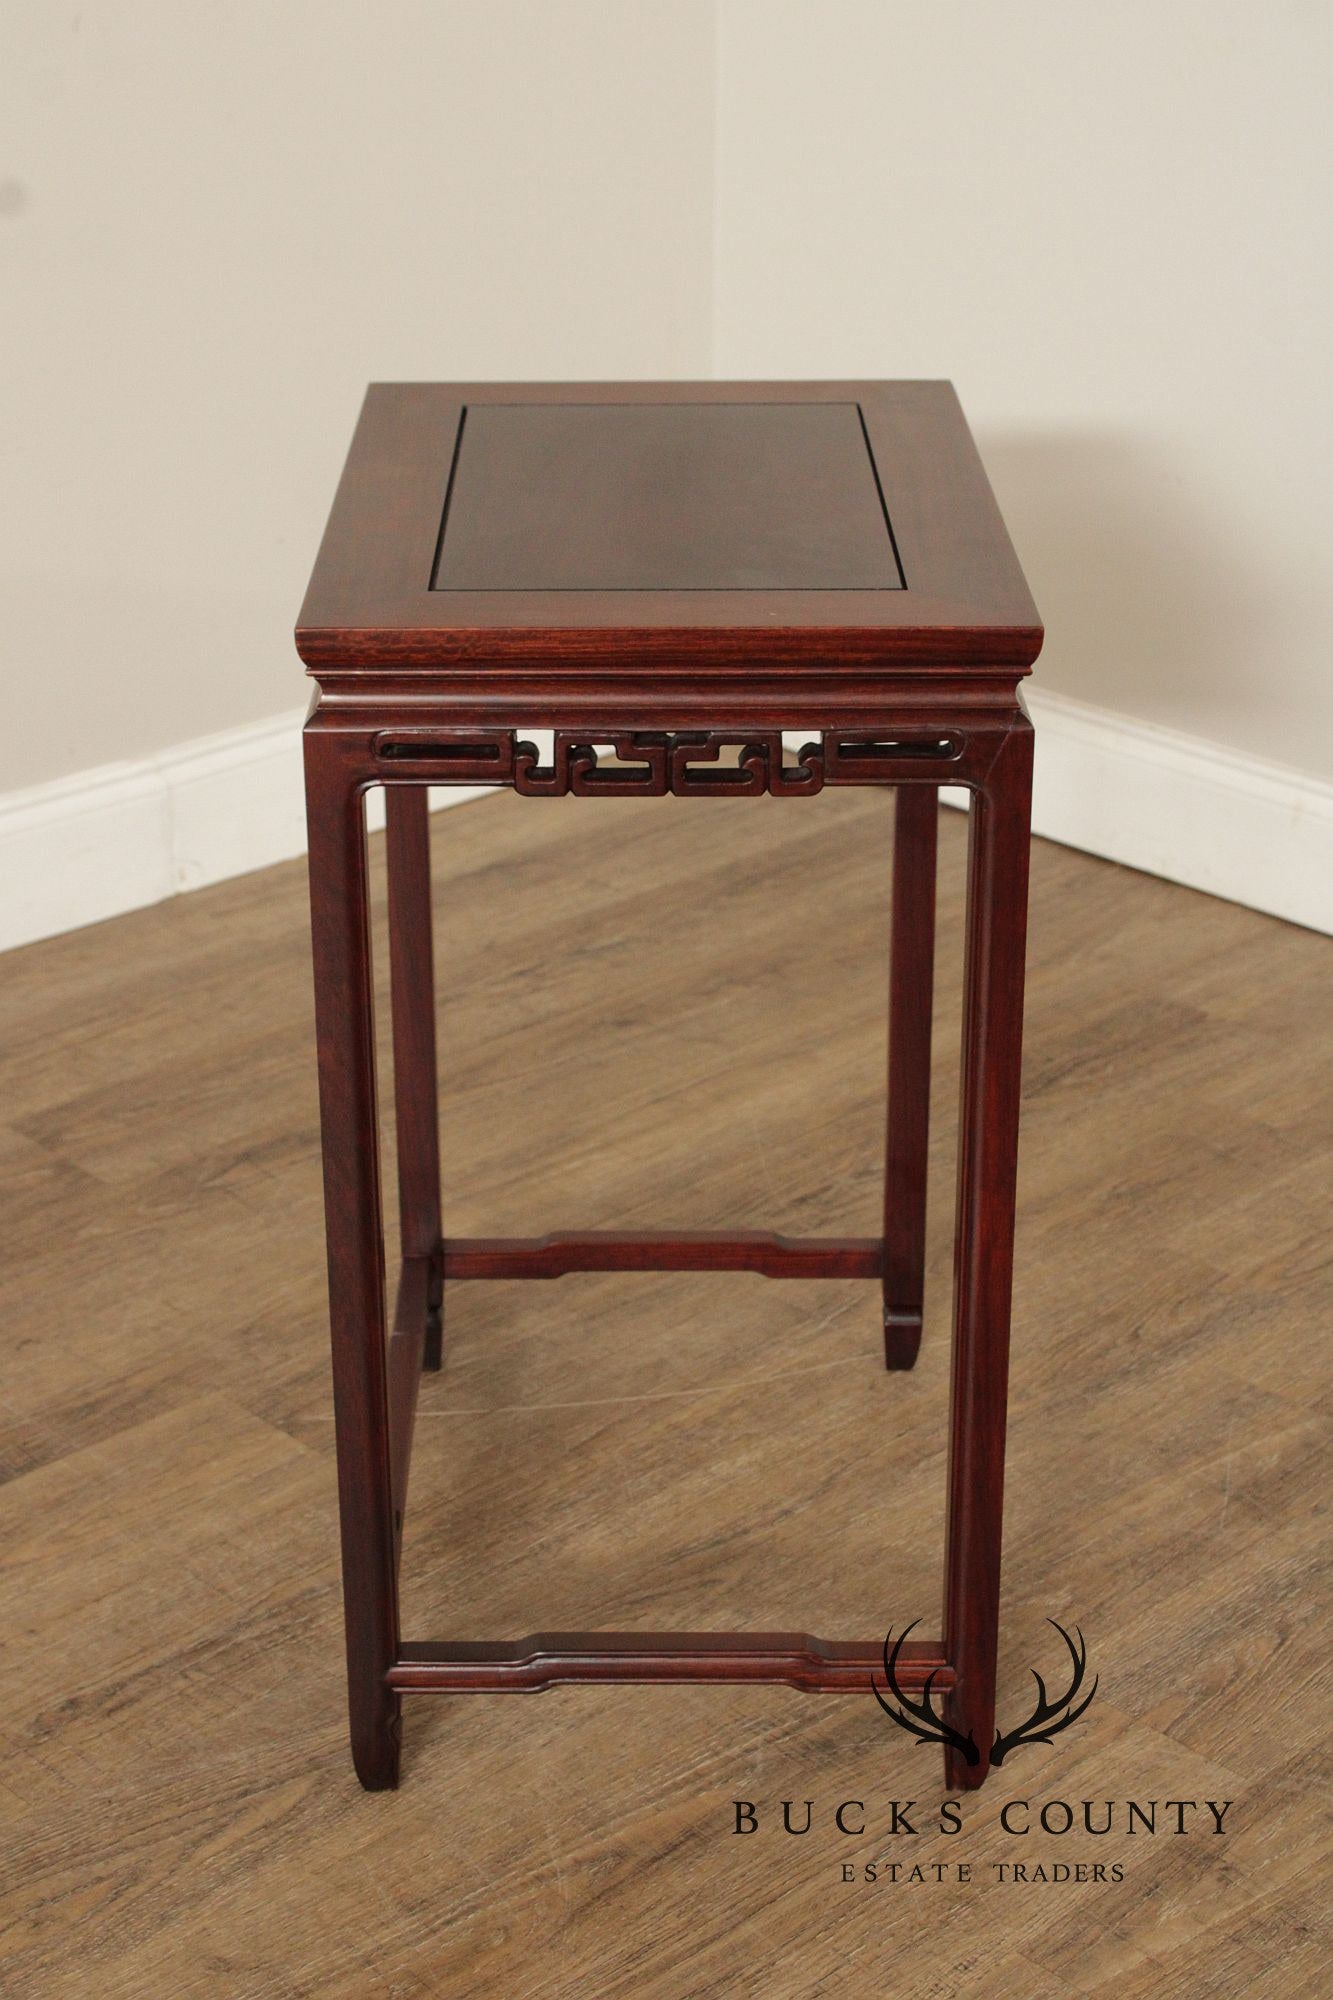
[303,731,401,1790]
[883,786,938,1370]
[386,1254,429,1560]
[942,717,1034,1789]
[442,1231,883,1281]
[300,380,1040,1793]
[433,399,903,593]
[387,1634,955,1695]
[297,380,1040,675]
[385,789,443,1368]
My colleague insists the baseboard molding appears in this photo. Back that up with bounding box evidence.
[1,696,1329,953]
[1020,689,1332,935]
[0,709,492,953]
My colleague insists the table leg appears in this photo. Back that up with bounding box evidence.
[883,786,938,1369]
[941,721,1033,1789]
[305,736,401,1790]
[386,786,444,1369]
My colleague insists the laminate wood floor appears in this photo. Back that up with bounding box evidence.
[1,788,1328,1997]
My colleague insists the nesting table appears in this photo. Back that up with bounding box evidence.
[296,381,1042,1790]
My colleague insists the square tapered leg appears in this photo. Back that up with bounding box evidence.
[386,788,444,1371]
[882,786,939,1369]
[941,719,1034,1788]
[305,734,402,1791]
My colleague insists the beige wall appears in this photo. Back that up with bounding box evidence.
[716,0,1333,777]
[5,1,1330,871]
[2,2,715,789]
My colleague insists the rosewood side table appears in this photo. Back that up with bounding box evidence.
[296,381,1042,1792]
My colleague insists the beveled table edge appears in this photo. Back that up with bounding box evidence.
[296,380,1043,677]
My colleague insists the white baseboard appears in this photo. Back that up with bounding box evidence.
[1020,689,1333,935]
[0,709,492,953]
[1,696,1329,953]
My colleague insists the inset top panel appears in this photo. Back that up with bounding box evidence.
[432,402,903,594]
[296,381,1043,676]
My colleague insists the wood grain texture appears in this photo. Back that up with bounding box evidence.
[0,792,1328,1994]
[295,380,1043,674]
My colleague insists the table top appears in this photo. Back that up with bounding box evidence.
[296,381,1041,678]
